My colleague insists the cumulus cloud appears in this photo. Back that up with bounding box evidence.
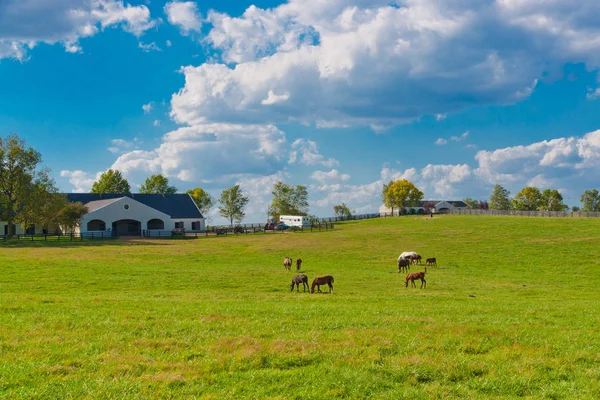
[288,139,338,167]
[435,138,448,146]
[107,137,140,154]
[451,131,469,142]
[169,0,600,128]
[60,170,101,193]
[164,1,202,35]
[153,120,161,127]
[0,0,156,60]
[110,123,286,186]
[311,169,350,184]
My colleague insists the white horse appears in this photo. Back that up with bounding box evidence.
[398,251,417,262]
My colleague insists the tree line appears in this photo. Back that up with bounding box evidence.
[3,134,600,236]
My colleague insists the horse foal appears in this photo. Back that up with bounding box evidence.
[291,275,309,292]
[405,268,427,289]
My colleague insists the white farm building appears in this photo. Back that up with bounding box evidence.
[379,200,469,216]
[1,193,205,237]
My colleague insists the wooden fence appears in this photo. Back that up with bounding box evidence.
[0,231,115,241]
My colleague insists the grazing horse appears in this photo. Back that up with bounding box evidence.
[398,258,411,273]
[405,268,427,289]
[296,258,303,271]
[398,251,417,262]
[290,275,309,292]
[410,254,422,265]
[310,275,334,293]
[425,257,437,267]
[283,257,293,271]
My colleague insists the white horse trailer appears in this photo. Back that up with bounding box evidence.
[279,215,311,228]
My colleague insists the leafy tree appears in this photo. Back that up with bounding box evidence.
[269,182,309,221]
[186,187,215,219]
[571,206,581,212]
[0,134,58,236]
[382,180,396,215]
[422,201,437,213]
[91,169,131,194]
[386,180,424,211]
[539,189,568,211]
[16,172,67,233]
[333,203,352,218]
[57,202,88,233]
[489,184,511,210]
[478,200,489,210]
[463,197,478,209]
[580,189,600,212]
[218,185,249,226]
[140,174,177,194]
[511,186,542,211]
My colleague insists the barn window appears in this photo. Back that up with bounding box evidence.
[87,220,106,231]
[175,221,184,229]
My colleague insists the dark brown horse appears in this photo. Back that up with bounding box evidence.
[290,275,309,292]
[398,259,411,273]
[405,268,427,288]
[296,258,302,271]
[283,257,292,271]
[425,257,437,267]
[410,254,422,265]
[310,275,334,293]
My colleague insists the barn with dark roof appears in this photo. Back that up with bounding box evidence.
[66,193,204,236]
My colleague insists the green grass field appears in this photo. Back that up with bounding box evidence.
[1,215,599,399]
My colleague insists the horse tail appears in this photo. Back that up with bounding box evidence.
[424,266,427,274]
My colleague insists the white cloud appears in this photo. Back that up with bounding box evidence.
[60,170,101,193]
[153,120,161,127]
[0,0,156,60]
[166,40,172,47]
[107,137,140,154]
[435,114,447,121]
[311,169,350,184]
[110,123,287,186]
[142,102,154,114]
[451,131,469,142]
[164,1,202,35]
[288,139,338,167]
[261,90,290,105]
[435,138,448,146]
[138,41,162,52]
[168,0,600,128]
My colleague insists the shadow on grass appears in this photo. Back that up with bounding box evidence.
[0,237,183,248]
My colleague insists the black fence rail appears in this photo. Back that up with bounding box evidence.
[142,223,336,238]
[448,209,600,218]
[1,231,116,241]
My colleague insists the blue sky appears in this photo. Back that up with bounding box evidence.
[1,0,600,224]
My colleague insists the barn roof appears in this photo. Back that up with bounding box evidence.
[65,193,203,219]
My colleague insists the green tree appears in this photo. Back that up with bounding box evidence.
[16,171,66,233]
[489,184,511,210]
[571,206,581,212]
[140,174,177,194]
[218,185,249,227]
[333,203,353,218]
[0,134,58,236]
[580,189,600,212]
[186,187,215,219]
[382,180,396,215]
[386,180,424,211]
[511,186,542,211]
[539,189,568,211]
[269,182,309,221]
[91,169,131,194]
[462,197,479,209]
[57,202,88,233]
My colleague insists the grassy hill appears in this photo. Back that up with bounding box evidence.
[1,215,599,399]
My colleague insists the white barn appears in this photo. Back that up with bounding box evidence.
[1,193,205,237]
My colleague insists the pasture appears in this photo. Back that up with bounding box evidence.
[1,215,599,399]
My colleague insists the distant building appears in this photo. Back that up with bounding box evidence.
[1,193,204,237]
[379,200,469,215]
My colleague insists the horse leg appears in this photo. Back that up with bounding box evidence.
[328,282,333,293]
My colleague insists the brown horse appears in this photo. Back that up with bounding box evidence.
[283,257,292,271]
[310,275,334,293]
[290,275,309,292]
[425,257,437,267]
[398,259,411,273]
[410,254,422,265]
[405,268,427,288]
[296,258,302,271]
